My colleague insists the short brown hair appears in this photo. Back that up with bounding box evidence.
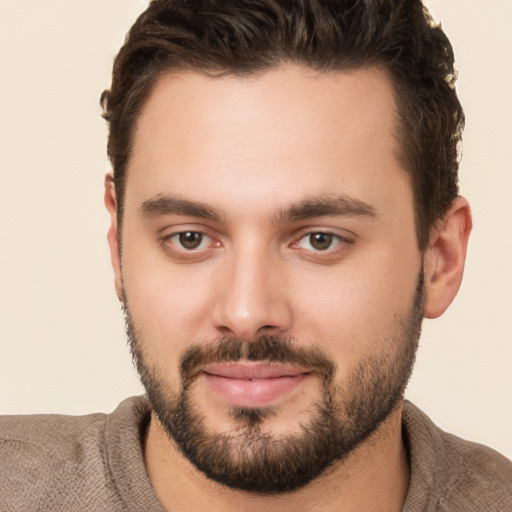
[101,0,464,250]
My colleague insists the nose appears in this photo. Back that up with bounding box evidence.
[211,246,293,341]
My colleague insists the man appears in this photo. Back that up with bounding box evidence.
[1,0,511,510]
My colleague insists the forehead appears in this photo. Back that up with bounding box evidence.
[126,65,410,219]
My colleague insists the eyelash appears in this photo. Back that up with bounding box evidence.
[160,229,353,261]
[293,231,349,252]
[161,230,219,260]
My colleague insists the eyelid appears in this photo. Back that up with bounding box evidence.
[167,231,211,250]
[160,223,221,241]
[160,226,222,260]
[297,232,344,248]
[290,228,355,256]
[292,226,354,243]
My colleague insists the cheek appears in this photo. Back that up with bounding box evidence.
[121,241,216,360]
[290,248,421,362]
[128,276,211,332]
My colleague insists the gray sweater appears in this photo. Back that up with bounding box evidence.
[1,397,511,511]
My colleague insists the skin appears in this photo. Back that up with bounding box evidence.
[105,65,471,511]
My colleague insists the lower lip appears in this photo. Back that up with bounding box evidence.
[202,372,310,408]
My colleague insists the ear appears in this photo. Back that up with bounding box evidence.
[423,196,472,319]
[104,174,124,302]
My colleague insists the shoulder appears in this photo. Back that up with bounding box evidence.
[0,409,111,478]
[0,408,108,451]
[439,429,512,509]
[0,397,149,512]
[403,401,512,511]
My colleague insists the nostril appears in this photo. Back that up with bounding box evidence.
[257,325,280,335]
[217,325,236,337]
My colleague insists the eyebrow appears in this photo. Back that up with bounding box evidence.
[140,193,376,224]
[273,195,377,224]
[140,195,223,221]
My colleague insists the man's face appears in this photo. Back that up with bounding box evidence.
[114,66,424,492]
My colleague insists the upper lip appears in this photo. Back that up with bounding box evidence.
[203,362,310,380]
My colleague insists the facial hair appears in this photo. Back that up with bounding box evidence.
[125,271,424,494]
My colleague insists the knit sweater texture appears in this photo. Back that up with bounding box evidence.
[1,397,511,511]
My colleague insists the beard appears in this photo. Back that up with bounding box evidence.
[124,271,424,495]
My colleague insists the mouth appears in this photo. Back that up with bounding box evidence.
[201,362,312,408]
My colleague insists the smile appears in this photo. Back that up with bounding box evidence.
[202,363,312,408]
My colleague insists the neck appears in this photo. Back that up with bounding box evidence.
[144,403,409,512]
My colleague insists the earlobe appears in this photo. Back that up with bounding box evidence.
[104,174,124,302]
[423,196,472,319]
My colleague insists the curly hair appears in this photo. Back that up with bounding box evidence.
[101,0,464,250]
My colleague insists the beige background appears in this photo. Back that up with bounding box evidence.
[0,1,511,459]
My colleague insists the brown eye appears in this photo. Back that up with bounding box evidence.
[309,233,334,251]
[178,232,203,249]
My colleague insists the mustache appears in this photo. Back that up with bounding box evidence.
[180,335,336,387]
